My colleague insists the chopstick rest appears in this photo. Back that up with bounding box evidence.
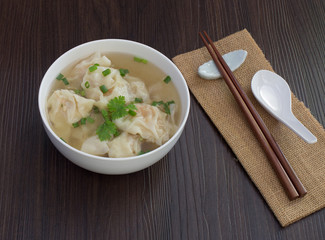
[198,49,247,80]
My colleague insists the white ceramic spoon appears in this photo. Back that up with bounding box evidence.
[251,70,317,144]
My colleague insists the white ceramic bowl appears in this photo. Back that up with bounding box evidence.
[38,39,190,174]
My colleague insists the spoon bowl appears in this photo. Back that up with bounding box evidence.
[251,70,317,144]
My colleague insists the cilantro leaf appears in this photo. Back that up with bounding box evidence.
[107,96,128,120]
[134,97,143,103]
[126,103,137,111]
[101,109,110,122]
[96,121,117,141]
[151,100,175,114]
[96,95,140,141]
[107,96,137,120]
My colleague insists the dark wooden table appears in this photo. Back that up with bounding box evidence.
[1,0,324,239]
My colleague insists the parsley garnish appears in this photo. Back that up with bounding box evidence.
[86,116,95,123]
[101,109,110,121]
[107,96,137,120]
[96,96,138,141]
[96,120,117,141]
[152,100,175,114]
[134,97,143,103]
[152,100,164,106]
[80,118,87,125]
[96,109,118,141]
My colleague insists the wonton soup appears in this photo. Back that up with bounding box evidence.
[46,52,180,158]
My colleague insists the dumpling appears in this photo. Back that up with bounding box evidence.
[167,102,178,126]
[81,135,109,156]
[107,132,141,158]
[81,66,118,101]
[126,76,151,103]
[114,103,176,145]
[65,52,112,87]
[48,89,95,124]
[98,73,134,104]
[47,89,95,139]
[81,67,135,109]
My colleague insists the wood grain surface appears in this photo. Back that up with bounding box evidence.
[0,0,324,239]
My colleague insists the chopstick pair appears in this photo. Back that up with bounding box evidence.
[199,31,307,200]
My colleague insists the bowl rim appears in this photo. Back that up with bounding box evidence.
[38,39,190,162]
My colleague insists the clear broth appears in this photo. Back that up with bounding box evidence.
[47,53,181,155]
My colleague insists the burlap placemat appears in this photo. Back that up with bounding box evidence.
[172,29,325,227]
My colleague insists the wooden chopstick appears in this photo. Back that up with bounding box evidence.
[201,31,307,198]
[199,31,306,200]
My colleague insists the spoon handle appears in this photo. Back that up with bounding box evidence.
[283,114,317,144]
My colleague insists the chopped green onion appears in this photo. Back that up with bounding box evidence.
[119,68,129,77]
[102,68,111,76]
[134,56,148,63]
[85,81,90,88]
[72,122,79,128]
[128,110,137,116]
[167,100,175,105]
[56,73,64,80]
[100,85,108,93]
[80,118,87,125]
[75,89,85,96]
[89,64,99,72]
[134,97,143,103]
[163,76,171,84]
[56,73,69,85]
[62,77,69,85]
[60,137,66,143]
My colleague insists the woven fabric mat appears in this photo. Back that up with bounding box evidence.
[172,29,325,227]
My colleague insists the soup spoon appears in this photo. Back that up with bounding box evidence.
[251,70,317,144]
